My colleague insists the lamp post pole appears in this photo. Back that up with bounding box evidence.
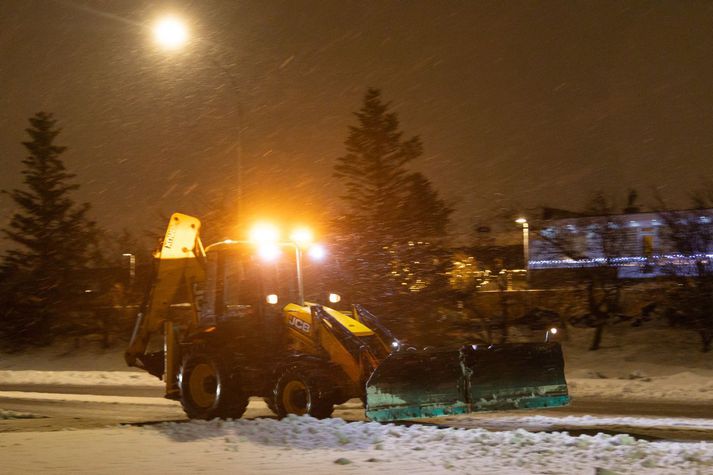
[206,56,244,230]
[522,222,529,269]
[122,253,136,288]
[152,16,244,231]
[516,218,529,284]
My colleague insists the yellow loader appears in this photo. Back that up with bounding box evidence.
[126,213,569,421]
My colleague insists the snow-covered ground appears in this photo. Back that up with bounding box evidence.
[1,326,713,474]
[3,415,713,474]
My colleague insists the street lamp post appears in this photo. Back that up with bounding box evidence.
[122,253,136,288]
[515,217,529,271]
[151,15,244,230]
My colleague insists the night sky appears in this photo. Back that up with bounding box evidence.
[2,0,713,247]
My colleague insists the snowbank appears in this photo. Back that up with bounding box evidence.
[0,409,41,420]
[3,415,713,474]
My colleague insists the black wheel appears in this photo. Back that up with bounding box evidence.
[179,353,248,420]
[273,366,335,419]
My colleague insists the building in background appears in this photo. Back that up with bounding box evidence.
[529,208,713,281]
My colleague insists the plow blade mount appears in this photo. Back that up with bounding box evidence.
[365,343,569,422]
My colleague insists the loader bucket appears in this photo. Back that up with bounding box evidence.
[365,343,569,422]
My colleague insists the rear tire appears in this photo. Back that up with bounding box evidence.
[273,366,335,419]
[179,353,248,420]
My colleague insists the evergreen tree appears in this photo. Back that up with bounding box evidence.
[332,89,453,339]
[395,171,454,305]
[334,88,423,235]
[400,172,453,238]
[0,112,99,347]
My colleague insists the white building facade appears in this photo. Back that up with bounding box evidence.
[529,209,713,279]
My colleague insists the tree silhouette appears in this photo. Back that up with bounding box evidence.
[0,112,99,347]
[332,89,452,339]
[534,192,631,350]
[334,88,424,234]
[656,188,713,352]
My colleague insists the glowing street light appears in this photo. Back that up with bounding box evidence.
[257,243,281,261]
[152,16,189,50]
[290,227,313,247]
[249,222,280,244]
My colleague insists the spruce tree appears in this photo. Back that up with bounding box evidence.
[334,88,422,235]
[332,90,453,338]
[400,172,453,238]
[0,112,99,347]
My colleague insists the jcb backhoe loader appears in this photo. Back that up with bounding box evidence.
[126,213,569,421]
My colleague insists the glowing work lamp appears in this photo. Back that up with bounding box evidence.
[290,227,314,247]
[247,221,327,305]
[257,243,281,262]
[308,243,327,261]
[249,222,280,244]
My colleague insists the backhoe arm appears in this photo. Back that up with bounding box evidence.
[125,213,205,374]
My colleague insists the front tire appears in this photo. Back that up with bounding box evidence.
[179,353,248,420]
[273,366,335,419]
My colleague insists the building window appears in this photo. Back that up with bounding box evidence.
[642,234,654,259]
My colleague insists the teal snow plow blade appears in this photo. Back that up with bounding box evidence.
[464,343,570,412]
[364,348,471,421]
[365,343,569,422]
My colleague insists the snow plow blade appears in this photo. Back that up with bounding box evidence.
[365,343,569,422]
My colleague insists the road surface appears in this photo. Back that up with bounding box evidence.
[1,384,712,442]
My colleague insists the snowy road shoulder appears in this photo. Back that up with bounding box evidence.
[0,390,178,406]
[3,369,713,404]
[569,372,713,403]
[0,370,162,387]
